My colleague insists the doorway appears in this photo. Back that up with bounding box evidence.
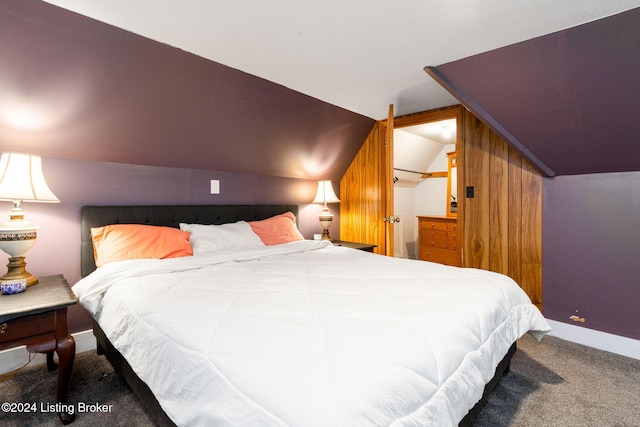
[392,106,463,262]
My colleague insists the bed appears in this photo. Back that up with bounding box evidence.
[74,204,550,427]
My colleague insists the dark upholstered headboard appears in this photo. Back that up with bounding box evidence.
[81,205,298,277]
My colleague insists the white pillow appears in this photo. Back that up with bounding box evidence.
[179,221,264,254]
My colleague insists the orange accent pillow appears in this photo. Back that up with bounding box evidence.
[91,224,193,267]
[249,212,304,245]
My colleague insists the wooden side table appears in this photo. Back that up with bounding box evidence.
[332,240,377,252]
[0,274,77,424]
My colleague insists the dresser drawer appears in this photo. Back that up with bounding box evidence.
[420,229,449,248]
[417,216,461,267]
[0,312,56,346]
[419,247,461,266]
[419,220,448,231]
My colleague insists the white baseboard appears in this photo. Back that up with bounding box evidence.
[0,329,95,376]
[545,319,640,360]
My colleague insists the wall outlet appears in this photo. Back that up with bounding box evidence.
[210,179,220,194]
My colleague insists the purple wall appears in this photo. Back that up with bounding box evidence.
[543,171,640,340]
[0,0,374,182]
[1,0,352,334]
[20,157,339,285]
[8,157,340,331]
[428,8,640,177]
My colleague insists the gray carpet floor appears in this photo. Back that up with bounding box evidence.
[473,334,640,427]
[1,334,639,426]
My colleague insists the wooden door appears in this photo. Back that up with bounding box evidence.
[382,105,394,256]
[339,122,385,253]
[340,105,394,255]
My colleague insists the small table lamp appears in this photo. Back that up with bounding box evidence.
[0,153,60,286]
[312,180,340,241]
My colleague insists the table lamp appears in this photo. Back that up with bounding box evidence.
[0,153,60,286]
[312,180,340,241]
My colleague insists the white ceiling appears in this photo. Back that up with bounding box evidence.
[43,0,640,120]
[394,118,456,186]
[401,119,457,145]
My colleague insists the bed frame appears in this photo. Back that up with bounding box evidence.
[80,204,514,426]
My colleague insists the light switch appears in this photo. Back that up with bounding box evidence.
[466,186,474,198]
[210,180,220,194]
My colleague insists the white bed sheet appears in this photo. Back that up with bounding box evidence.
[74,240,550,427]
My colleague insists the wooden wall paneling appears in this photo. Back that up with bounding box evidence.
[520,159,543,309]
[463,112,491,270]
[341,106,542,309]
[462,109,543,310]
[507,146,523,286]
[489,134,510,273]
[340,123,384,253]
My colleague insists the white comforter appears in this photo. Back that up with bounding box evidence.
[74,240,550,427]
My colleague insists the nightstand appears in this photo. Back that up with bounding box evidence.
[0,274,77,424]
[332,240,377,252]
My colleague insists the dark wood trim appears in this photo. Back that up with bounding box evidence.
[424,66,555,177]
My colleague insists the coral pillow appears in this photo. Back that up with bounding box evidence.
[91,224,192,267]
[249,212,304,245]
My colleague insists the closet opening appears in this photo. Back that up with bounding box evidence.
[392,106,462,266]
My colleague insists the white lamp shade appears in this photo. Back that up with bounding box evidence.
[0,152,59,203]
[312,180,340,204]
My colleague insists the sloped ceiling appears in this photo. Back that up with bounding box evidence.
[41,0,640,120]
[426,7,640,176]
[394,119,456,186]
[0,0,375,181]
[2,1,640,179]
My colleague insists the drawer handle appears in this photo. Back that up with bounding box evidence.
[0,323,7,334]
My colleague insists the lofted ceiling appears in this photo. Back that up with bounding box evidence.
[0,0,375,181]
[41,0,640,120]
[427,6,640,176]
[2,1,639,179]
[394,119,456,186]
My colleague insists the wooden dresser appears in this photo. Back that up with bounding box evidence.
[417,216,462,267]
